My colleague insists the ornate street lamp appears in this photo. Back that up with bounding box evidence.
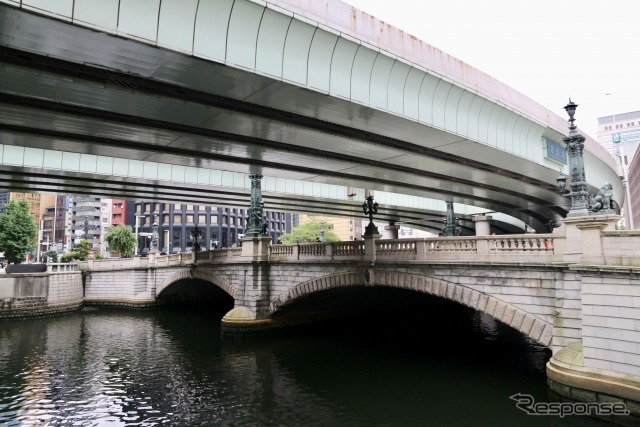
[246,174,266,236]
[442,201,462,236]
[149,211,159,253]
[191,224,202,252]
[362,193,379,235]
[559,99,590,216]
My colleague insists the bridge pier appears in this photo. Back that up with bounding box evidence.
[221,235,276,338]
[547,213,640,418]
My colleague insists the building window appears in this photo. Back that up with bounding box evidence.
[186,214,194,224]
[174,214,181,223]
[144,204,151,213]
[186,204,194,211]
[136,204,142,213]
[172,230,181,249]
[198,214,206,224]
[174,203,181,210]
[113,203,122,209]
[210,215,218,224]
[162,214,169,224]
[231,217,235,225]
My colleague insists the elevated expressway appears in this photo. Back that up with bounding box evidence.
[0,0,623,234]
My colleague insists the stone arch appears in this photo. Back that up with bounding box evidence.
[156,268,236,299]
[269,270,552,347]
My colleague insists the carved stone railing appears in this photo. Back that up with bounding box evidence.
[298,243,326,257]
[490,236,553,253]
[270,245,294,258]
[47,263,81,273]
[265,235,559,263]
[376,240,417,257]
[333,241,365,257]
[424,238,477,252]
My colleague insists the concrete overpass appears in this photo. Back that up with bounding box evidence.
[0,0,624,234]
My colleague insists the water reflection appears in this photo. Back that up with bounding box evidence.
[0,301,624,426]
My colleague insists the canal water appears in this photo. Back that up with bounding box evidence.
[0,295,624,426]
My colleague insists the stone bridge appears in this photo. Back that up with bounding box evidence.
[3,214,640,414]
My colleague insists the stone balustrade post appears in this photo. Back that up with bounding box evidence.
[326,242,333,260]
[476,237,490,255]
[362,233,380,264]
[415,239,428,260]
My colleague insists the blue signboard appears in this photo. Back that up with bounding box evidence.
[545,139,567,164]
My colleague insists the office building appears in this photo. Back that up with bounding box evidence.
[125,201,291,254]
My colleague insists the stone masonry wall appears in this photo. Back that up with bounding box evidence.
[85,269,151,303]
[580,266,640,377]
[48,272,83,304]
[552,270,583,353]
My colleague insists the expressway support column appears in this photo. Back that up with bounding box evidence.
[384,221,400,239]
[472,214,492,236]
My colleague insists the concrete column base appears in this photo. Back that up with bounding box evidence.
[547,342,640,418]
[220,306,275,338]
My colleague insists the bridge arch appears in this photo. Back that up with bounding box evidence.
[269,270,552,347]
[156,268,236,299]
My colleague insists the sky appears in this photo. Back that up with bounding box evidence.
[341,0,640,140]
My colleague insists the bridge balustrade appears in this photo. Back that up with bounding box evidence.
[46,263,80,273]
[50,234,561,271]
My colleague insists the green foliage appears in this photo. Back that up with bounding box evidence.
[73,239,92,261]
[279,218,341,244]
[44,249,58,263]
[104,224,137,258]
[60,252,78,263]
[0,199,37,264]
[94,253,105,260]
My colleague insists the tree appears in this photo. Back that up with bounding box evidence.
[44,249,58,263]
[104,224,137,258]
[73,240,92,261]
[0,199,37,264]
[59,239,92,263]
[279,218,341,244]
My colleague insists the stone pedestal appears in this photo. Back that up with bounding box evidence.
[472,215,492,236]
[561,214,620,264]
[362,233,380,264]
[241,236,272,261]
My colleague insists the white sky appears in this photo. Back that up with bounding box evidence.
[341,0,640,140]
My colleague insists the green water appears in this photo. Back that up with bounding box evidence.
[0,297,624,426]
